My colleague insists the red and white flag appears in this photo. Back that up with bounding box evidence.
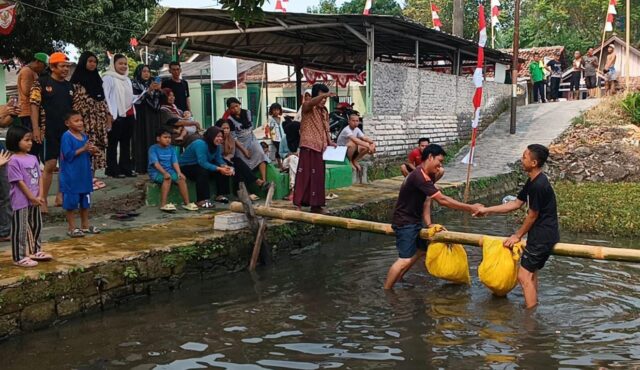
[363,0,372,15]
[431,4,442,31]
[275,0,288,13]
[490,0,500,26]
[462,5,487,166]
[605,0,616,31]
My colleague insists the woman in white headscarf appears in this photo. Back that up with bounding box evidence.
[103,54,136,178]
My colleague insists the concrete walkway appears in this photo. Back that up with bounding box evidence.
[443,99,599,182]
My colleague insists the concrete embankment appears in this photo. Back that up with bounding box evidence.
[0,172,521,339]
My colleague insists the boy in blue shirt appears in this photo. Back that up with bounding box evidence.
[60,111,100,237]
[149,128,198,212]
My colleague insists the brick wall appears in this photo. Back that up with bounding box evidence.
[365,62,511,161]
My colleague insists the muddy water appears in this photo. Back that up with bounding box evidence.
[1,210,639,369]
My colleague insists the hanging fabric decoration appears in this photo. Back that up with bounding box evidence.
[605,0,616,31]
[363,0,372,15]
[0,4,17,36]
[303,68,366,88]
[276,0,288,13]
[490,0,500,26]
[462,4,486,201]
[431,4,442,31]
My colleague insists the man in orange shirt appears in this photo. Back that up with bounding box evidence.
[17,52,48,159]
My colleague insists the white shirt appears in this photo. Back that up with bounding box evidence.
[337,126,365,146]
[102,75,134,118]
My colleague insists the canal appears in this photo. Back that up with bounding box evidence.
[1,209,638,369]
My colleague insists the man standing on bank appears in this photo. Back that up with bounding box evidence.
[161,62,191,113]
[293,83,336,213]
[473,144,559,309]
[384,144,483,289]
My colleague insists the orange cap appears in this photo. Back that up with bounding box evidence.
[49,52,69,65]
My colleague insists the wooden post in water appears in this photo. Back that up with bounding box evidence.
[229,202,640,264]
[237,183,274,270]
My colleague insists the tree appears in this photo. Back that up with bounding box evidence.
[308,0,402,16]
[307,0,339,14]
[2,0,158,61]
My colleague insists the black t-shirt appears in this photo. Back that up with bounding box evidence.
[517,173,560,244]
[546,60,562,78]
[392,168,441,226]
[161,79,190,112]
[39,75,74,134]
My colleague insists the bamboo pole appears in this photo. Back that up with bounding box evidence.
[596,10,609,98]
[625,0,631,92]
[229,202,640,263]
[249,183,275,270]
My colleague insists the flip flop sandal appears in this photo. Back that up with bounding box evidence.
[14,258,38,268]
[82,226,101,234]
[110,214,133,221]
[126,211,141,217]
[215,196,229,204]
[93,180,107,191]
[30,252,53,261]
[67,228,85,238]
[198,200,215,209]
[160,204,177,212]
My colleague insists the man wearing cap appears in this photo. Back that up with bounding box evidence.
[30,52,74,213]
[17,52,48,158]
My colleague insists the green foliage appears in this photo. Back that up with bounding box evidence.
[123,266,139,280]
[3,0,159,61]
[555,182,640,237]
[443,140,465,164]
[308,0,402,16]
[68,266,85,274]
[162,254,178,268]
[218,0,267,27]
[620,93,640,125]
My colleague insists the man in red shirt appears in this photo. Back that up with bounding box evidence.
[401,138,430,177]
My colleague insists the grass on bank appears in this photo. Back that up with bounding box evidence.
[555,182,640,238]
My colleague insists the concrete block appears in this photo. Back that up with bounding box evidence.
[214,212,250,231]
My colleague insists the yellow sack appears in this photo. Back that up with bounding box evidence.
[478,236,524,296]
[425,241,471,285]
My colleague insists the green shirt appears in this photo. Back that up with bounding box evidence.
[529,61,545,83]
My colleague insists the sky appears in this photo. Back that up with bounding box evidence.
[159,0,350,14]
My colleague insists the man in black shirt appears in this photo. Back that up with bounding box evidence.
[161,62,190,113]
[30,52,74,213]
[474,144,559,309]
[384,144,483,290]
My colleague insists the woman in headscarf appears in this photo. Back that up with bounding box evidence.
[223,97,269,187]
[70,51,111,189]
[131,64,162,174]
[102,54,135,178]
[159,88,202,145]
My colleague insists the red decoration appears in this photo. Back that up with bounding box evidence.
[303,68,366,88]
[0,4,17,36]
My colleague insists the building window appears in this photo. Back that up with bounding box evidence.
[276,96,297,109]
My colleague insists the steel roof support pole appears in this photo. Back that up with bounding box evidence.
[454,49,461,75]
[365,25,375,115]
[415,40,420,69]
[295,46,304,110]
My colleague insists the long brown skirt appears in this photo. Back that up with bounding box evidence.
[293,147,325,208]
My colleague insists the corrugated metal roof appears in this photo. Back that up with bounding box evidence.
[140,9,513,73]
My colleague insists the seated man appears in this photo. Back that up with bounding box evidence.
[401,138,430,177]
[336,113,376,181]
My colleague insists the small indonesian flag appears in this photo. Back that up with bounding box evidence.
[275,0,287,12]
[363,0,372,15]
[431,4,442,31]
[605,0,616,31]
[490,0,500,26]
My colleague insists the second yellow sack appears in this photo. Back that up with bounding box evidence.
[425,242,471,284]
[478,236,524,296]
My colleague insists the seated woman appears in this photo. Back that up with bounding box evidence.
[223,98,269,185]
[178,127,234,208]
[217,119,269,200]
[160,88,202,144]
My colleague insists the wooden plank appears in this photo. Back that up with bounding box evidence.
[249,183,275,271]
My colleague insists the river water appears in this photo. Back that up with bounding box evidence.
[1,210,639,369]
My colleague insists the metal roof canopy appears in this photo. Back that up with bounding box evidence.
[141,8,513,74]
